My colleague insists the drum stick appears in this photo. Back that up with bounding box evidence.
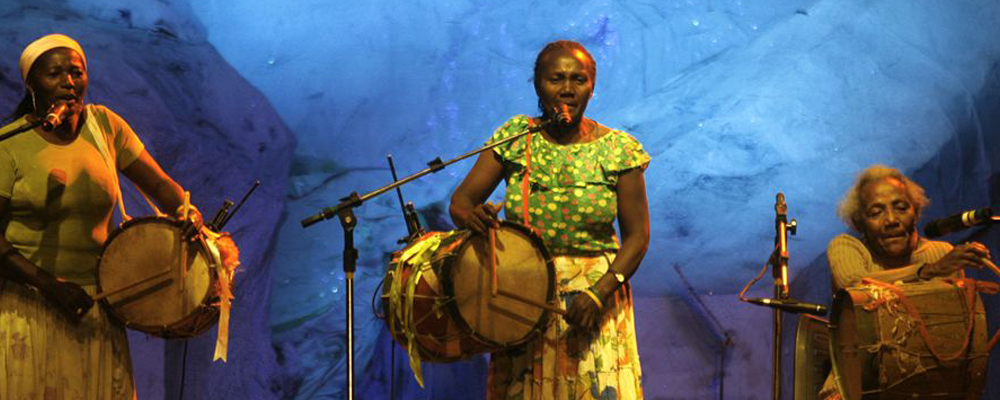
[496,288,566,315]
[489,228,498,297]
[181,191,191,220]
[93,268,172,301]
[180,190,190,292]
[981,258,1000,280]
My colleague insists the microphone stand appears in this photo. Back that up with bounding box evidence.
[771,193,795,400]
[0,120,43,143]
[300,120,553,400]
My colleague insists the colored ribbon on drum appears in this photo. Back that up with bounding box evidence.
[202,228,241,362]
[391,231,447,387]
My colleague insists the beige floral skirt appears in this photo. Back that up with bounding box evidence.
[487,253,643,400]
[0,280,134,400]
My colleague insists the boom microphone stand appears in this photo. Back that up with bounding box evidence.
[740,193,828,400]
[0,120,43,143]
[300,119,556,400]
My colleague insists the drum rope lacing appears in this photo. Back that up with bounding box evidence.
[859,278,999,364]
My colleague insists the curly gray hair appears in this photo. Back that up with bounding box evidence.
[837,165,929,232]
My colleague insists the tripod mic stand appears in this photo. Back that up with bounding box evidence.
[299,120,554,400]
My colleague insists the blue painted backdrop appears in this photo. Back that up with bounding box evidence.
[2,0,1000,399]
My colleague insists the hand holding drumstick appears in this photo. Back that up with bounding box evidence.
[919,242,994,279]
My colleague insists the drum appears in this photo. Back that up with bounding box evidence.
[382,221,555,362]
[794,314,831,400]
[96,216,224,339]
[829,280,988,399]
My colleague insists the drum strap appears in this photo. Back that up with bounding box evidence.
[521,120,534,230]
[860,278,998,362]
[86,107,131,222]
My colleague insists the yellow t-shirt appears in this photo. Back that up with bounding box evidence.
[0,104,145,284]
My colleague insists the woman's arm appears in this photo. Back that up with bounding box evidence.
[827,236,986,291]
[449,151,505,234]
[122,150,202,226]
[565,168,649,330]
[0,197,93,320]
[595,167,649,297]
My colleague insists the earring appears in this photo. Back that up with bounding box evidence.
[29,89,37,113]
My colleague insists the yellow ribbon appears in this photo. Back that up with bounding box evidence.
[389,231,449,388]
[201,228,239,362]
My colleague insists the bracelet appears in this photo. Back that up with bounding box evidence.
[582,288,605,310]
[916,263,926,280]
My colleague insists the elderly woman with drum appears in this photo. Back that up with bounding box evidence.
[0,34,202,398]
[828,165,988,291]
[450,40,649,400]
[819,165,990,399]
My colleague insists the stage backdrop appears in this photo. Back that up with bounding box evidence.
[2,0,1000,399]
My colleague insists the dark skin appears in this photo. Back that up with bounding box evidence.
[856,177,989,280]
[0,48,202,321]
[450,49,650,331]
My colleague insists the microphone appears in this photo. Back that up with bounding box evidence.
[923,208,993,238]
[554,104,572,126]
[41,102,71,131]
[744,297,828,316]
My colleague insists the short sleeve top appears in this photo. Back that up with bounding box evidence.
[487,115,650,255]
[0,104,145,284]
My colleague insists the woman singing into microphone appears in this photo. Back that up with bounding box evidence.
[0,33,202,398]
[450,40,649,400]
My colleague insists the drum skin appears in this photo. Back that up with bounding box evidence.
[382,221,555,362]
[97,217,220,339]
[794,314,831,400]
[830,281,987,400]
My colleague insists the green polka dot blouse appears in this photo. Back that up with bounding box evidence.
[487,115,651,255]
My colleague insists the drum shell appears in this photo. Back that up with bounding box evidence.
[382,222,555,362]
[96,217,221,339]
[830,281,987,400]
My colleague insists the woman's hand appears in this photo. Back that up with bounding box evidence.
[565,290,604,332]
[454,202,502,235]
[921,242,991,279]
[450,150,505,234]
[176,204,205,239]
[41,278,94,321]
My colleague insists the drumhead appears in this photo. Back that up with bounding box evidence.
[97,217,215,335]
[443,222,555,348]
[793,314,831,400]
[829,289,866,400]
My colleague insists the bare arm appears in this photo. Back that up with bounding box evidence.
[449,150,505,234]
[122,150,202,226]
[565,168,649,330]
[0,197,93,320]
[594,168,649,297]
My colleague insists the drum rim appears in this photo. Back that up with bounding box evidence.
[96,216,218,335]
[828,287,861,400]
[440,220,556,349]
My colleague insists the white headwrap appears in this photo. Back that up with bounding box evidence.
[19,33,87,83]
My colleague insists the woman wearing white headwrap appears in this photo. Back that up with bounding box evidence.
[0,33,202,399]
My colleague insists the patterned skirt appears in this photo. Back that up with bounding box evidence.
[0,280,134,399]
[487,253,643,400]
